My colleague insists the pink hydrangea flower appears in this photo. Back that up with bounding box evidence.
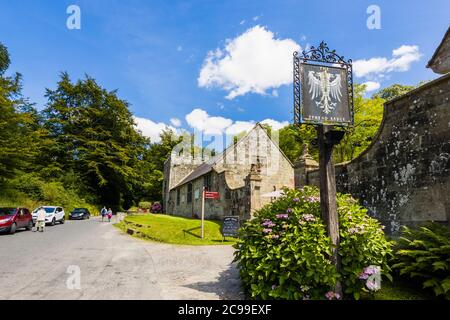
[261,219,276,228]
[306,196,320,203]
[301,214,316,222]
[366,278,380,291]
[325,291,341,300]
[325,291,333,300]
[359,265,381,291]
[363,265,378,275]
[358,272,369,280]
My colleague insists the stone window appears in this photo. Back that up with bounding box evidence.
[195,189,200,200]
[204,173,212,191]
[225,188,231,200]
[187,183,193,203]
[176,189,180,206]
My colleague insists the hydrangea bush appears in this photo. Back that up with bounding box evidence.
[233,186,393,300]
[151,202,162,213]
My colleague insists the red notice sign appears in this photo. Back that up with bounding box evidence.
[204,191,220,200]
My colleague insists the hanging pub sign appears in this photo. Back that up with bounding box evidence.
[294,41,354,126]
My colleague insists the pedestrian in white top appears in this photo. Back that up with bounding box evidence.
[35,207,46,232]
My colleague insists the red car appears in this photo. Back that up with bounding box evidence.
[0,207,33,234]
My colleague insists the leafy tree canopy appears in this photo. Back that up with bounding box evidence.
[0,42,11,74]
[42,73,150,210]
[372,83,416,101]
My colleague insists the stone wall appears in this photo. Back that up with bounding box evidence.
[302,74,450,233]
[163,154,203,212]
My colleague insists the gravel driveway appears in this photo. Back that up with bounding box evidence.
[0,216,244,300]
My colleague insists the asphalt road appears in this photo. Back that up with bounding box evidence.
[0,216,243,300]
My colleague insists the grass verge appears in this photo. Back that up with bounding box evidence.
[361,279,434,300]
[115,213,238,245]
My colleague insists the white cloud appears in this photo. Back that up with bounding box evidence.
[362,81,381,92]
[239,20,245,25]
[185,108,288,136]
[353,45,421,78]
[225,119,288,135]
[170,118,181,127]
[134,108,289,144]
[260,118,289,130]
[133,116,177,143]
[185,108,233,135]
[176,46,183,52]
[253,15,261,21]
[198,25,300,99]
[225,121,256,135]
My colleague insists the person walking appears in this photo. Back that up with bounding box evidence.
[107,208,113,222]
[101,206,107,222]
[35,207,46,232]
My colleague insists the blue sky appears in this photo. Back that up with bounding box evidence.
[0,0,449,142]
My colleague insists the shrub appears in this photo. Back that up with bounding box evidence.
[233,186,393,300]
[392,223,450,299]
[151,202,162,213]
[138,201,152,210]
[3,174,97,216]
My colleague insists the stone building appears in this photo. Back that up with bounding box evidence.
[427,26,450,74]
[163,124,294,220]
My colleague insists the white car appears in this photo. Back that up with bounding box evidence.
[32,206,65,226]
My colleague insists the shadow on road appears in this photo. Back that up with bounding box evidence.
[0,229,28,237]
[183,262,246,300]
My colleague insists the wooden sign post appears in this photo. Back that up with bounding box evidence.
[201,187,205,239]
[318,125,345,294]
[293,42,354,296]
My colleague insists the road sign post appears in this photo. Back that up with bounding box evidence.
[293,41,354,296]
[201,187,205,239]
[201,189,220,240]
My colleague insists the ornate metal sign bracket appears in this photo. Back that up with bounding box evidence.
[293,41,354,127]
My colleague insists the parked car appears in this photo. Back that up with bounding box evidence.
[69,208,90,220]
[32,206,65,226]
[0,207,33,234]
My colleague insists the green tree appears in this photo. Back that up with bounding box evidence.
[277,124,318,162]
[0,42,11,75]
[42,73,149,210]
[0,43,38,183]
[136,129,182,201]
[334,84,384,163]
[372,83,416,101]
